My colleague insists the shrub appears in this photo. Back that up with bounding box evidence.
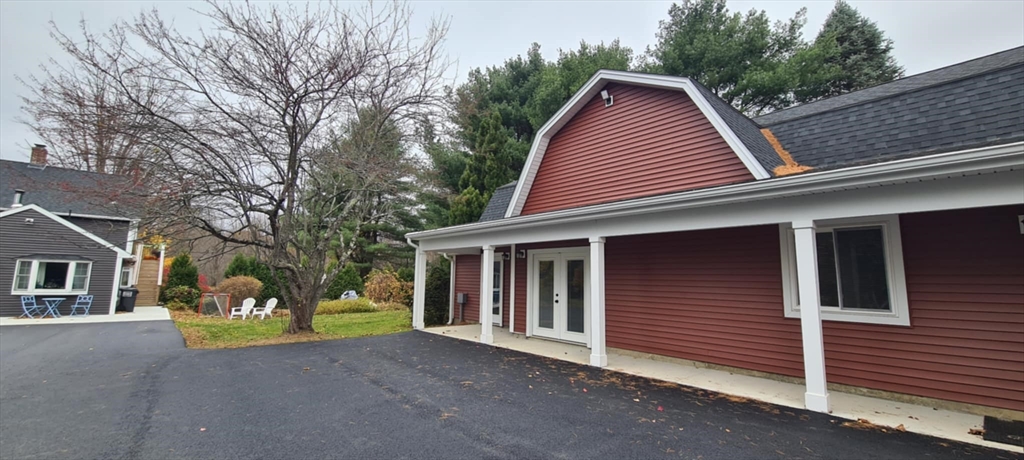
[216,276,263,308]
[376,301,410,312]
[164,300,190,311]
[364,268,413,306]
[324,263,364,299]
[161,254,199,302]
[397,267,414,282]
[424,260,450,325]
[163,286,201,309]
[223,254,283,306]
[316,298,378,315]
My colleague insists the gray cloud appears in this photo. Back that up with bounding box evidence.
[2,0,1021,162]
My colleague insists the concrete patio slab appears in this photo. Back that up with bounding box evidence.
[0,306,170,326]
[425,324,1022,454]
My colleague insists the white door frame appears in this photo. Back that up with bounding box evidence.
[526,247,590,345]
[492,254,503,326]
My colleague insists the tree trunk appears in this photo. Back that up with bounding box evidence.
[285,280,320,334]
[288,300,316,333]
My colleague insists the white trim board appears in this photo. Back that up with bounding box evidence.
[410,142,1023,248]
[415,168,1022,252]
[0,207,137,222]
[778,216,911,326]
[503,70,771,219]
[0,205,134,258]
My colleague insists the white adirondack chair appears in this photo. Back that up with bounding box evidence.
[229,298,257,320]
[252,298,278,320]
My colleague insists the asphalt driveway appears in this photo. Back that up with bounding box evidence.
[0,322,1018,460]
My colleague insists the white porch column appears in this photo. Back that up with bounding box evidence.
[792,220,831,413]
[509,244,516,333]
[412,246,427,330]
[480,246,495,344]
[589,237,607,367]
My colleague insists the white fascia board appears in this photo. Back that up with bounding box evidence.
[503,70,770,219]
[420,168,1022,252]
[0,207,137,222]
[0,204,135,258]
[412,142,1023,249]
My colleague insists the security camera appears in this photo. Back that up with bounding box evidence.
[600,90,613,107]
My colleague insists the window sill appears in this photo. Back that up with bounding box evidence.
[11,290,89,296]
[784,307,911,327]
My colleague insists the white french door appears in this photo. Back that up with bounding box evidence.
[492,258,503,326]
[530,248,589,344]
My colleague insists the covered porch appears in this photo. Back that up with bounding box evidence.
[424,323,1011,452]
[407,144,1024,447]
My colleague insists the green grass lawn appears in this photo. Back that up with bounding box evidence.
[171,309,412,349]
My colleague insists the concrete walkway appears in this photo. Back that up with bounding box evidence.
[0,306,170,326]
[425,324,1022,454]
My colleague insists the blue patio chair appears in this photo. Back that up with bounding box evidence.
[20,296,44,318]
[69,295,94,316]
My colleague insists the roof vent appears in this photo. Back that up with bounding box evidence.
[601,90,613,107]
[12,190,24,208]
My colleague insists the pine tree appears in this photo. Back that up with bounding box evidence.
[160,254,200,302]
[804,0,904,100]
[324,263,364,299]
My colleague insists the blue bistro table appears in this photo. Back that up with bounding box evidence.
[41,298,65,318]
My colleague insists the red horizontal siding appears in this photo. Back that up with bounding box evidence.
[605,226,803,377]
[820,205,1024,411]
[521,83,754,215]
[454,254,480,323]
[601,205,1024,411]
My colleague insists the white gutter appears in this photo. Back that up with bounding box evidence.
[410,142,1023,241]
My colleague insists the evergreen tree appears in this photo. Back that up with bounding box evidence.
[448,186,488,226]
[801,0,904,101]
[161,254,199,302]
[223,253,282,305]
[324,263,364,299]
[646,0,838,115]
[528,40,633,128]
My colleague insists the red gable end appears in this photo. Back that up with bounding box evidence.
[521,83,756,215]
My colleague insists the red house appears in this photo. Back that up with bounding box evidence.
[407,48,1024,421]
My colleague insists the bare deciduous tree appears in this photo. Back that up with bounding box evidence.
[52,0,449,332]
[18,45,172,174]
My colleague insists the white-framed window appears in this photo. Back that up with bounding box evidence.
[120,267,133,288]
[10,259,93,295]
[779,215,910,326]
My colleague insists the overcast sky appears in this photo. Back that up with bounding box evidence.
[1,0,1021,162]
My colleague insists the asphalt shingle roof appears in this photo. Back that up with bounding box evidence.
[754,47,1024,126]
[690,80,784,171]
[478,181,517,222]
[763,63,1024,170]
[0,160,138,218]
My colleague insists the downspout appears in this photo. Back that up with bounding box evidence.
[441,253,455,325]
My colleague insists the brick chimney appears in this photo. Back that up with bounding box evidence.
[30,144,48,165]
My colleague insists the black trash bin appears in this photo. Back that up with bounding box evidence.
[118,287,139,312]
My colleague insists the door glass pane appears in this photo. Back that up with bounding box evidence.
[566,259,585,334]
[815,232,840,307]
[492,261,501,315]
[835,227,890,310]
[538,260,554,329]
[35,262,69,290]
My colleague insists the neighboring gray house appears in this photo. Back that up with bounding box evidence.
[0,151,139,316]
